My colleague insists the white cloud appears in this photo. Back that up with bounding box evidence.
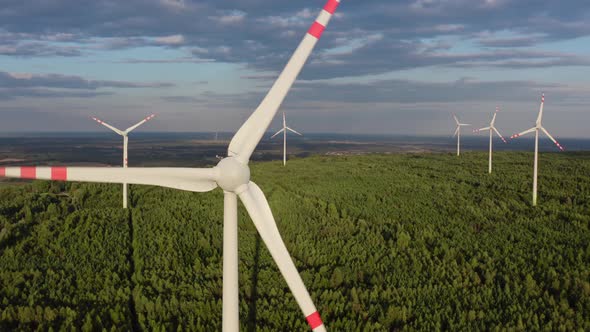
[8,72,33,79]
[264,8,314,29]
[295,8,314,20]
[160,0,185,10]
[0,46,17,54]
[216,10,247,25]
[43,33,77,42]
[154,34,185,45]
[432,24,464,33]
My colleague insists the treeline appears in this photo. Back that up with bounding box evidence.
[0,152,589,330]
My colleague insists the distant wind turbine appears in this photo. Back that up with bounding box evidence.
[510,93,564,206]
[473,107,507,173]
[453,114,470,156]
[91,114,156,208]
[271,111,302,166]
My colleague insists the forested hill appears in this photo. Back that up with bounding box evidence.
[1,152,589,331]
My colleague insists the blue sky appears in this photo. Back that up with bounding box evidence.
[1,0,589,137]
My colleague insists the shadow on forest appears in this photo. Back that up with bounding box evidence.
[247,235,262,332]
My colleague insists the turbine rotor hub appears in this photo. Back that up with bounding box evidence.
[215,157,250,192]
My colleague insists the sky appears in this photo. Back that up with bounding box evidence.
[1,0,589,137]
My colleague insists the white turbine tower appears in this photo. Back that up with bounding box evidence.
[271,111,302,166]
[91,114,156,209]
[473,107,507,174]
[453,114,470,156]
[510,93,564,206]
[1,1,341,330]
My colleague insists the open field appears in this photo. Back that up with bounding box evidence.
[1,152,589,330]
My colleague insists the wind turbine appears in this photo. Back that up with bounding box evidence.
[0,0,341,330]
[91,114,156,209]
[271,111,302,166]
[453,114,470,156]
[510,93,564,206]
[473,107,507,174]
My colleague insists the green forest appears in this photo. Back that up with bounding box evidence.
[1,152,589,331]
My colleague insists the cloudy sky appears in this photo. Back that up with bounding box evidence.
[1,0,589,137]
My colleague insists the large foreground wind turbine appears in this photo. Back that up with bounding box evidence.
[271,111,302,166]
[1,1,341,330]
[91,114,156,209]
[473,107,507,173]
[453,114,470,156]
[510,94,564,206]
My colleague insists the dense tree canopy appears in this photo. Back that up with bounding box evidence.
[0,152,589,330]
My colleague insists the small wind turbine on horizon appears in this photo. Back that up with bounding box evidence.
[453,114,470,156]
[510,93,564,206]
[271,111,302,166]
[1,0,341,330]
[91,114,156,208]
[473,107,507,174]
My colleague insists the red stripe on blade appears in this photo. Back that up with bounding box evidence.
[308,22,326,39]
[0,167,5,177]
[323,0,339,14]
[20,167,36,179]
[306,312,323,329]
[51,167,67,181]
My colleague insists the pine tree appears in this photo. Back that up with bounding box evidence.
[330,267,344,288]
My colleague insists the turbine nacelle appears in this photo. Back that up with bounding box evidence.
[215,157,251,192]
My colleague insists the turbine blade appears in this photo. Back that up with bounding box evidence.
[271,128,285,139]
[452,114,460,125]
[536,93,545,125]
[453,127,459,138]
[459,123,471,126]
[491,109,498,125]
[91,116,124,136]
[227,0,341,164]
[540,127,565,151]
[286,127,303,136]
[510,127,536,139]
[0,167,218,192]
[238,182,325,332]
[126,114,156,133]
[475,126,491,133]
[492,127,507,143]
